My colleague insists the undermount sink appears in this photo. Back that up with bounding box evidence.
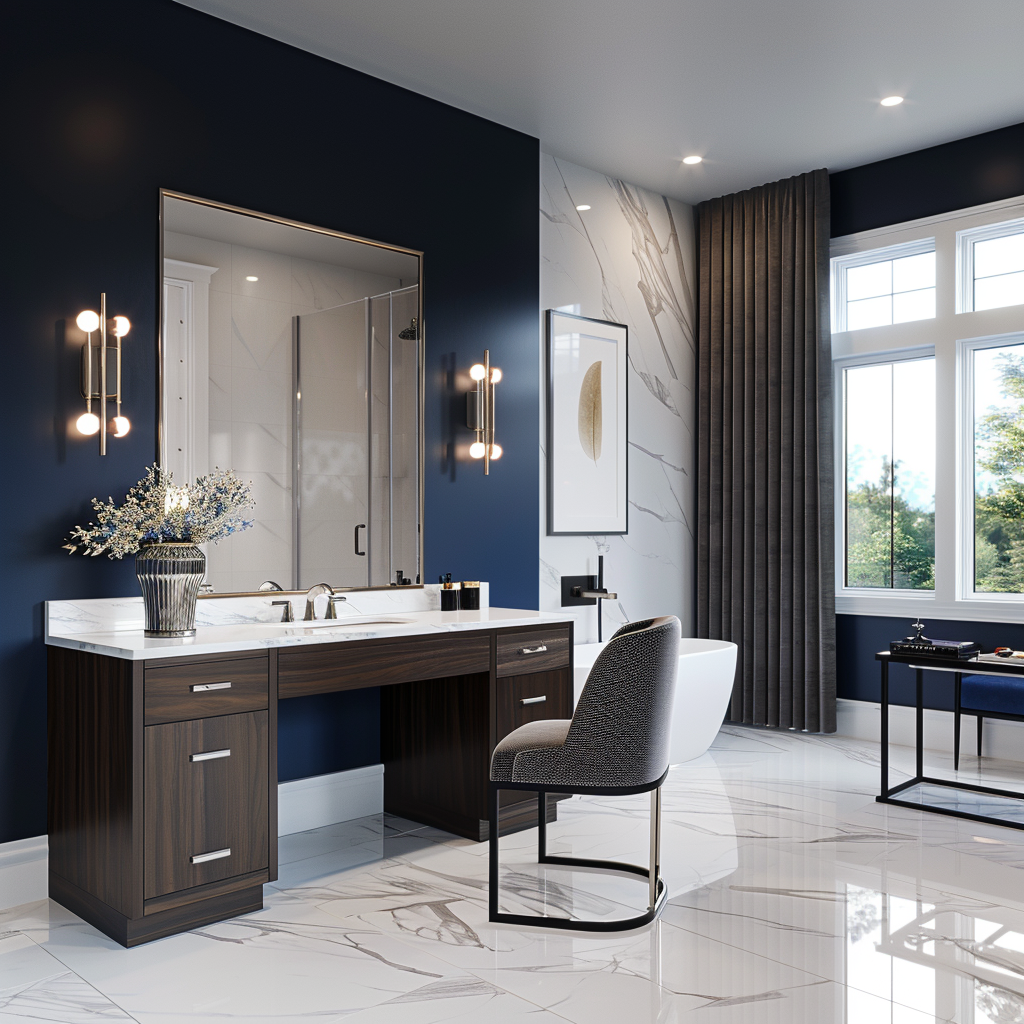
[273,617,414,631]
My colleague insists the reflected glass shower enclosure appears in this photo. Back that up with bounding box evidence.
[293,286,420,589]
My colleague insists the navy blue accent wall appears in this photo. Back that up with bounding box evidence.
[277,691,381,783]
[831,120,1024,712]
[838,615,1024,709]
[831,120,1024,237]
[0,1,540,842]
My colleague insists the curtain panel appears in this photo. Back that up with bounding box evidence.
[696,169,836,732]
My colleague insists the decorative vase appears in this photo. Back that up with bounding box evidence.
[135,542,206,637]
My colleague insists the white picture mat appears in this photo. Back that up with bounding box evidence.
[548,312,627,533]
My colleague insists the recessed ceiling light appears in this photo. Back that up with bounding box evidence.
[682,155,702,165]
[881,96,904,107]
[245,275,259,282]
[576,204,591,211]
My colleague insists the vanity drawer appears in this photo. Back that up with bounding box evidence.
[144,656,269,725]
[496,627,571,678]
[144,710,269,899]
[496,669,573,742]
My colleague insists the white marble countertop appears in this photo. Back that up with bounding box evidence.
[45,607,574,661]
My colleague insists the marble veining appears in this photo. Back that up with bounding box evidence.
[3,730,1024,1020]
[540,154,695,643]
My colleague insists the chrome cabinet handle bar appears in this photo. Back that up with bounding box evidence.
[520,695,547,705]
[191,681,232,692]
[519,645,548,655]
[190,748,231,763]
[190,848,231,865]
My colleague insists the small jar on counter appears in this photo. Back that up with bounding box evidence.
[459,581,481,610]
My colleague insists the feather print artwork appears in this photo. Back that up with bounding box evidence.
[578,360,603,463]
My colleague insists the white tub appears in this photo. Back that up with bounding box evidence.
[573,636,738,765]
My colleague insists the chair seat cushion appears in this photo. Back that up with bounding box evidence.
[961,674,1024,716]
[490,719,571,782]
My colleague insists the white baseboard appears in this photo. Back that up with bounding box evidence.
[278,764,384,836]
[0,836,48,909]
[837,697,1024,762]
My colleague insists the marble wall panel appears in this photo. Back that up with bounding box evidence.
[539,154,696,642]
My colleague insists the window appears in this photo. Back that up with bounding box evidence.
[962,335,1024,597]
[957,216,1024,313]
[832,240,935,333]
[833,195,1024,621]
[843,357,935,590]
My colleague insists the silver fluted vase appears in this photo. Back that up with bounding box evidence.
[135,542,206,637]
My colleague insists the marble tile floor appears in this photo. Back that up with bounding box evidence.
[5,728,1024,1021]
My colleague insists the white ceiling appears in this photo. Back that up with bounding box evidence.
[175,0,1024,205]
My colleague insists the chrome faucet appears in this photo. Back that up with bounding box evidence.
[303,582,334,621]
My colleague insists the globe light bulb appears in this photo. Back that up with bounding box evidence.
[76,411,100,435]
[489,367,502,384]
[469,441,486,459]
[112,415,131,437]
[469,364,486,381]
[76,310,100,333]
[489,443,503,460]
[111,316,131,337]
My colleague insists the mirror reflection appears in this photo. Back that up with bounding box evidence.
[160,193,422,594]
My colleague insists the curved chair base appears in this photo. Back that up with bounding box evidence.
[488,783,667,932]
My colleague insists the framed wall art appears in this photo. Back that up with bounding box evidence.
[546,310,628,535]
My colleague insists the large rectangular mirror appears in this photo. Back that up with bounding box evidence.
[159,192,423,594]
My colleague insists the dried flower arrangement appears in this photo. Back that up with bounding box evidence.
[65,465,255,559]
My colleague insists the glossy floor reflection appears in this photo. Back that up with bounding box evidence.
[2,728,1024,1021]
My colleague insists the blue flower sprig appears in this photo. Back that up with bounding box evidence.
[65,465,256,558]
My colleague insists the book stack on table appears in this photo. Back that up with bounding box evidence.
[889,639,980,660]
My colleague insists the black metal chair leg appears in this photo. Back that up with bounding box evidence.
[978,715,984,759]
[488,784,499,920]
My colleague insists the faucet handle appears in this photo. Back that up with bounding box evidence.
[325,595,348,620]
[271,600,294,623]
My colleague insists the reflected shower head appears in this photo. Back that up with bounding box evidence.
[398,317,418,340]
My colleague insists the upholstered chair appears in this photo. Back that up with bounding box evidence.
[488,615,681,930]
[954,671,1024,769]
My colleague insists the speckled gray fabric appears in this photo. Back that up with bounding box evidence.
[489,616,680,788]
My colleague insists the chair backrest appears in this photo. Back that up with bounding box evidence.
[565,615,681,788]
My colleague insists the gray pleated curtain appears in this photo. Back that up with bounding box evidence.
[696,169,836,732]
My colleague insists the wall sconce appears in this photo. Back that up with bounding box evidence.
[466,349,502,475]
[75,293,131,455]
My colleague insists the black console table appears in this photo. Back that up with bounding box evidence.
[876,651,1024,830]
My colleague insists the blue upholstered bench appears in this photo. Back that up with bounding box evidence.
[955,673,1024,769]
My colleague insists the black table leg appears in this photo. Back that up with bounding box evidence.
[880,659,889,797]
[916,667,924,779]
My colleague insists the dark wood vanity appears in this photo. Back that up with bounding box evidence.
[47,619,573,946]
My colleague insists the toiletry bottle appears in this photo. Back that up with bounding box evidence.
[440,573,460,611]
[459,581,481,610]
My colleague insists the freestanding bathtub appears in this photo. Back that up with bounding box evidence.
[573,636,738,764]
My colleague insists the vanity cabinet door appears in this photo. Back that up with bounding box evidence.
[144,711,269,899]
[496,669,572,743]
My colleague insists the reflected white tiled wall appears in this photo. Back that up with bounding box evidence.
[540,155,696,642]
[164,231,400,592]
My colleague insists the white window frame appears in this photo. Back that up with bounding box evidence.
[832,192,1024,623]
[956,331,1024,604]
[956,215,1024,314]
[835,348,936,603]
[830,237,935,334]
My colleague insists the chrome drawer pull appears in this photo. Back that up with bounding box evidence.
[190,748,231,763]
[519,645,548,655]
[190,848,231,865]
[520,695,547,705]
[191,681,232,692]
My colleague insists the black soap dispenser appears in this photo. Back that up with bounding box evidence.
[439,574,459,611]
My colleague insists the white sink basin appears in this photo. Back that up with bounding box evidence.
[273,618,414,631]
